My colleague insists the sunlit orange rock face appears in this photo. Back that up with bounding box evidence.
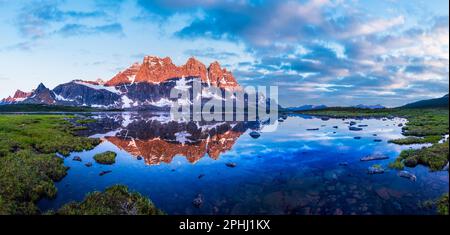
[2,89,32,102]
[104,56,239,89]
[105,130,243,165]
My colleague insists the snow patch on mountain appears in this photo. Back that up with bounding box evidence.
[74,81,121,94]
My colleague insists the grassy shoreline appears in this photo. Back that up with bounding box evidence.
[295,107,449,171]
[0,114,161,215]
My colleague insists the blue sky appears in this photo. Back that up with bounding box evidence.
[0,0,448,107]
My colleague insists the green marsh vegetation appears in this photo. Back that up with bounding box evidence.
[420,193,449,215]
[93,151,117,165]
[0,114,102,214]
[55,185,164,215]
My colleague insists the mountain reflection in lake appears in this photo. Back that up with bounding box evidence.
[38,112,448,215]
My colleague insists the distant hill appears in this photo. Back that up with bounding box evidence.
[401,94,449,109]
[353,104,385,109]
[284,105,327,111]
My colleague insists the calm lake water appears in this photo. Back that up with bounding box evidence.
[38,112,448,215]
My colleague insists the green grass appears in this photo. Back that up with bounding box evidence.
[0,115,101,157]
[0,114,102,214]
[0,150,67,214]
[388,160,405,170]
[0,114,163,215]
[437,193,449,215]
[93,151,117,165]
[55,185,164,215]
[388,136,442,145]
[419,193,449,215]
[76,118,97,125]
[297,108,449,171]
[396,141,449,171]
[371,164,382,169]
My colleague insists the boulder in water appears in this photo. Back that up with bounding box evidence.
[360,154,389,161]
[398,171,416,181]
[249,131,261,139]
[73,156,82,162]
[99,170,112,176]
[349,126,363,131]
[226,162,237,168]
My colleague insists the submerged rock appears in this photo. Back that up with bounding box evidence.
[358,124,368,127]
[375,188,390,200]
[354,136,362,140]
[85,162,92,167]
[192,194,203,208]
[198,174,205,179]
[373,139,383,142]
[137,156,143,160]
[339,162,349,166]
[349,126,363,131]
[99,170,112,176]
[360,154,389,161]
[333,126,339,129]
[226,162,237,168]
[73,156,82,162]
[398,171,417,181]
[306,128,319,131]
[249,131,261,139]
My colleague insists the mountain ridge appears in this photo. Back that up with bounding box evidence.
[104,56,239,89]
[1,55,244,110]
[401,94,449,109]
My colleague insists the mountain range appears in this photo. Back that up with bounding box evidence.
[1,56,241,110]
[283,105,328,111]
[401,94,449,108]
[353,104,386,109]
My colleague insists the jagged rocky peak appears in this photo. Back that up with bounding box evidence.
[1,89,33,103]
[183,57,208,82]
[207,61,237,88]
[25,83,56,105]
[35,83,47,92]
[104,55,240,89]
[104,62,142,86]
